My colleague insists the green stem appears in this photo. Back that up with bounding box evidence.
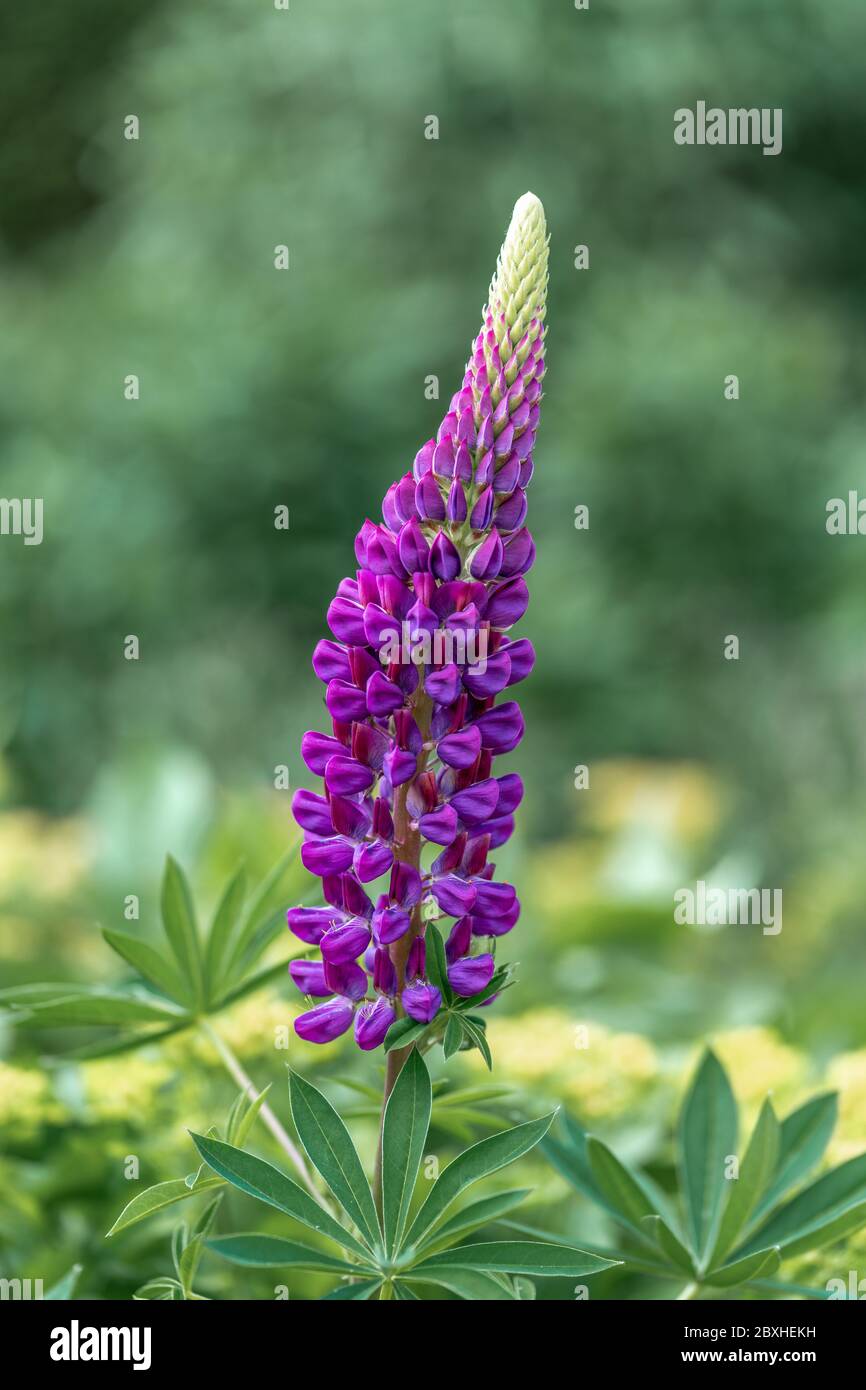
[676,1282,700,1300]
[198,1018,327,1210]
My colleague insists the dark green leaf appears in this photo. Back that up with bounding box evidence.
[207,1234,372,1274]
[204,865,247,1001]
[642,1216,695,1275]
[413,1240,618,1278]
[425,924,452,1004]
[587,1137,656,1231]
[102,930,191,1007]
[704,1246,780,1287]
[381,1048,432,1254]
[753,1093,838,1220]
[160,856,204,1006]
[709,1097,779,1268]
[403,1111,555,1249]
[739,1152,866,1257]
[443,1015,464,1060]
[106,1175,223,1236]
[384,1017,428,1053]
[321,1278,383,1300]
[460,1014,492,1070]
[189,1133,369,1258]
[288,1070,381,1250]
[14,991,184,1027]
[677,1049,738,1261]
[404,1268,518,1300]
[417,1188,531,1254]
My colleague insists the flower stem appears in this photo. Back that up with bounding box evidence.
[197,1018,328,1210]
[676,1282,701,1300]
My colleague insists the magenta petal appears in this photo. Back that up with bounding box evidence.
[450,778,500,826]
[354,840,394,882]
[354,997,396,1050]
[294,997,355,1044]
[324,756,374,795]
[419,804,459,846]
[437,726,482,769]
[402,982,442,1024]
[320,917,372,964]
[301,836,355,875]
[292,788,334,836]
[287,905,337,944]
[289,960,330,997]
[448,953,495,998]
[431,874,477,916]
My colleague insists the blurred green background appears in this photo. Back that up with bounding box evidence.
[2,0,866,1299]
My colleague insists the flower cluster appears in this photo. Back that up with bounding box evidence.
[289,193,549,1048]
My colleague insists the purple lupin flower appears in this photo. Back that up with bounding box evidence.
[290,193,549,1048]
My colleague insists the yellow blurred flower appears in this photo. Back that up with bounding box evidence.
[0,811,90,899]
[80,1055,172,1123]
[0,1061,65,1135]
[467,1009,660,1120]
[826,1049,866,1163]
[699,1027,808,1122]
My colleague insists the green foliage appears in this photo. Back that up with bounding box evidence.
[107,1085,269,1238]
[189,1051,618,1300]
[0,852,309,1055]
[543,1049,866,1299]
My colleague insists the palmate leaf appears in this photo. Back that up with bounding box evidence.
[203,865,247,1004]
[384,1018,430,1053]
[190,1133,371,1260]
[207,1234,374,1275]
[288,1070,381,1252]
[405,1267,520,1300]
[586,1137,656,1232]
[708,1097,779,1268]
[413,1240,617,1279]
[704,1246,781,1287]
[641,1215,694,1275]
[416,1188,532,1255]
[736,1149,866,1259]
[403,1111,555,1249]
[677,1049,738,1263]
[102,930,192,1008]
[1,988,185,1028]
[425,923,452,1005]
[543,1050,866,1298]
[321,1278,383,1300]
[107,1176,224,1237]
[381,1048,432,1254]
[161,856,205,1008]
[752,1092,837,1220]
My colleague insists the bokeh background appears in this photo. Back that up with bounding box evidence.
[2,0,866,1299]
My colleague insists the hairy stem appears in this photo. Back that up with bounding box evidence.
[198,1018,328,1210]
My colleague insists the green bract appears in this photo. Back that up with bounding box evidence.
[190,1051,618,1300]
[542,1048,866,1300]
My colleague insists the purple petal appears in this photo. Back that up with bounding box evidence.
[294,997,355,1044]
[320,917,372,964]
[354,997,396,1050]
[402,982,441,1024]
[448,953,495,998]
